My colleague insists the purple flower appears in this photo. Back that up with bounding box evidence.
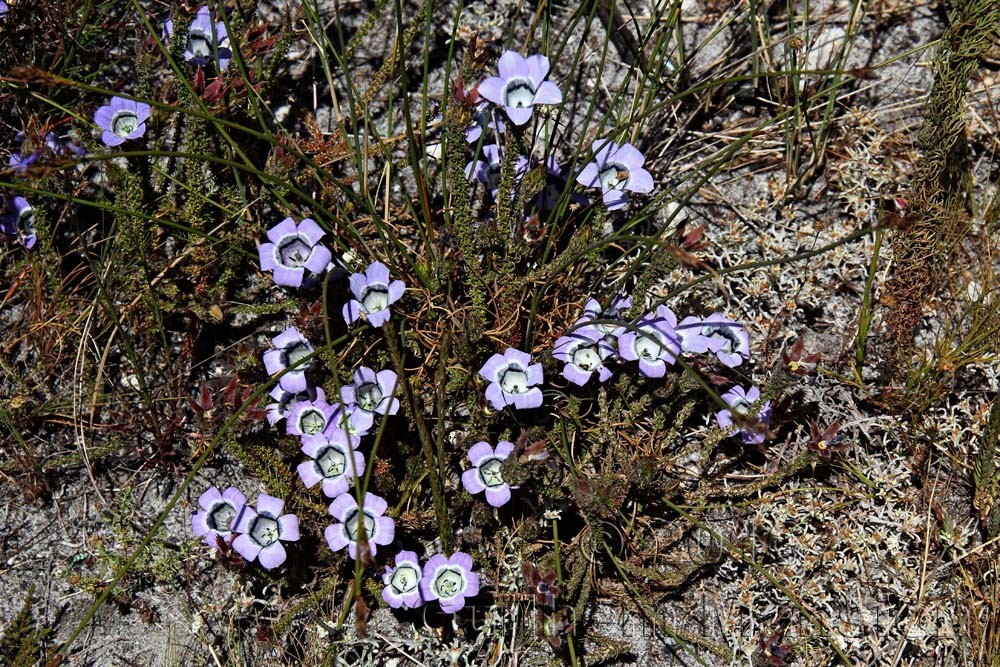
[532,156,589,212]
[672,315,717,355]
[164,5,231,70]
[0,196,36,249]
[343,261,405,327]
[258,217,333,288]
[94,96,151,147]
[263,327,314,393]
[617,306,680,377]
[324,492,396,560]
[464,143,528,199]
[0,2,7,19]
[552,325,614,385]
[190,486,246,549]
[576,138,654,210]
[582,294,632,338]
[477,51,562,125]
[286,394,336,438]
[699,313,751,367]
[231,494,300,569]
[715,385,771,445]
[327,402,373,441]
[297,432,365,498]
[382,551,424,609]
[419,552,480,613]
[461,440,518,507]
[479,347,544,410]
[265,385,320,427]
[465,100,506,144]
[341,366,400,416]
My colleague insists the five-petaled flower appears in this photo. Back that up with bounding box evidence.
[699,313,751,368]
[343,261,405,328]
[0,196,37,249]
[191,486,246,549]
[163,5,232,71]
[297,432,365,498]
[478,51,563,125]
[325,492,396,560]
[94,96,152,147]
[258,217,333,289]
[341,366,400,416]
[617,306,681,377]
[462,440,518,507]
[552,325,614,385]
[576,138,654,210]
[420,552,480,613]
[382,550,424,609]
[231,493,299,569]
[479,347,544,410]
[285,393,336,438]
[263,327,314,394]
[715,385,771,445]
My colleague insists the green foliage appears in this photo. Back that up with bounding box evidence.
[0,587,51,667]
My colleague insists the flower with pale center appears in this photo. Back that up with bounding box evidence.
[0,196,36,249]
[266,385,321,427]
[576,138,654,211]
[343,261,405,328]
[617,306,681,378]
[286,394,336,438]
[191,486,246,549]
[553,324,615,386]
[263,327,314,393]
[699,313,751,367]
[340,366,400,416]
[462,440,518,507]
[258,217,333,288]
[163,5,231,71]
[94,96,152,148]
[231,494,299,570]
[716,385,771,445]
[419,552,480,613]
[382,550,424,609]
[324,492,395,560]
[479,347,544,410]
[477,51,563,126]
[297,432,365,498]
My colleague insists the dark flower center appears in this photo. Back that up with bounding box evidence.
[390,564,420,595]
[433,567,465,598]
[299,408,326,435]
[207,502,237,532]
[317,446,347,478]
[360,285,389,313]
[499,365,529,394]
[478,457,504,488]
[111,111,139,138]
[356,382,383,412]
[598,162,630,190]
[571,344,601,371]
[504,77,537,108]
[344,508,376,541]
[278,236,312,268]
[250,515,279,547]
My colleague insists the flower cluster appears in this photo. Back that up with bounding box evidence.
[382,550,480,613]
[191,487,299,570]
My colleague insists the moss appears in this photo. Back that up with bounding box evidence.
[0,587,51,667]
